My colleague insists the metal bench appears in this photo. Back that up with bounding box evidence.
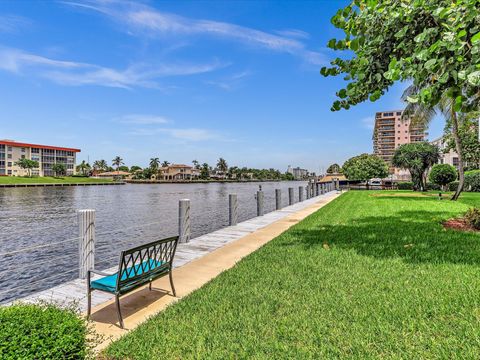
[87,236,179,328]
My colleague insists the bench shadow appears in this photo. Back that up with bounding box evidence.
[90,286,173,328]
[288,209,480,266]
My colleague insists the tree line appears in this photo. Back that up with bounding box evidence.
[76,156,297,181]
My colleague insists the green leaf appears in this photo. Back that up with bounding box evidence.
[458,29,467,39]
[350,38,359,51]
[472,32,480,44]
[424,59,437,70]
[338,89,347,98]
[467,71,480,86]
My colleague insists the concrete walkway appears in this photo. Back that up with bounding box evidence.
[89,191,341,351]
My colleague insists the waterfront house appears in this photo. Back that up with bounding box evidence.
[158,164,200,180]
[0,139,80,177]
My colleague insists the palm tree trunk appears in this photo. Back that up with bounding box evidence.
[451,109,465,201]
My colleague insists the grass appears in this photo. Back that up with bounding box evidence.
[0,176,112,184]
[105,191,480,359]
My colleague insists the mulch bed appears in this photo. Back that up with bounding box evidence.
[443,218,480,233]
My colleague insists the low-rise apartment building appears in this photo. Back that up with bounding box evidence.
[0,140,80,176]
[373,110,427,179]
[431,136,460,169]
[157,164,200,180]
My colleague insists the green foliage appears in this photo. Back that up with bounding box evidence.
[200,163,210,179]
[429,164,457,189]
[465,170,480,191]
[392,142,440,191]
[106,191,480,358]
[51,163,66,177]
[93,159,108,172]
[465,208,480,230]
[326,163,341,174]
[449,181,460,191]
[444,116,480,169]
[321,0,480,113]
[397,182,413,190]
[14,158,39,177]
[342,153,388,181]
[130,165,142,173]
[112,156,124,170]
[216,158,228,173]
[118,166,129,172]
[0,303,90,359]
[76,160,91,176]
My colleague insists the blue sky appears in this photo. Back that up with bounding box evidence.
[0,0,444,173]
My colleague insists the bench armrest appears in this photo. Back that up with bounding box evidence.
[88,269,117,277]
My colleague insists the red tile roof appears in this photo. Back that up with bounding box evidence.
[0,140,81,152]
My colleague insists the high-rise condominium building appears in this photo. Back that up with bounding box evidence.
[0,140,80,177]
[373,110,427,179]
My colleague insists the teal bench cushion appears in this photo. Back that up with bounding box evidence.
[91,259,164,293]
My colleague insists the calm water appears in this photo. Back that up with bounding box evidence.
[0,181,307,303]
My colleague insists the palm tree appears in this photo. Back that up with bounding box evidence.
[192,159,200,169]
[216,158,228,175]
[112,156,124,173]
[161,161,170,168]
[93,159,108,172]
[149,158,160,172]
[76,160,91,176]
[402,85,465,200]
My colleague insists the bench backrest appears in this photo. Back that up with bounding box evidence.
[116,236,179,291]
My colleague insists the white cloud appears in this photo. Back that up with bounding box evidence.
[117,114,170,124]
[0,46,225,88]
[0,15,31,33]
[131,127,222,141]
[361,116,375,130]
[65,1,327,65]
[206,70,251,91]
[274,29,310,39]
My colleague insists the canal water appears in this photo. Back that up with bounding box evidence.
[0,181,307,303]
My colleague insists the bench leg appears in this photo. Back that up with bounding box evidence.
[115,294,124,329]
[169,270,176,297]
[87,290,91,318]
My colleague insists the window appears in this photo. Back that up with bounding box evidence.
[398,137,400,140]
[7,170,11,175]
[21,148,25,153]
[7,162,11,167]
[453,157,459,167]
[7,154,12,159]
[397,112,402,116]
[31,148,39,154]
[7,146,12,152]
[398,131,400,133]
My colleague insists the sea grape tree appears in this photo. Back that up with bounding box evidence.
[321,0,480,200]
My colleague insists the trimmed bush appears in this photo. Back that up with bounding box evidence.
[426,182,441,191]
[397,182,413,190]
[465,170,480,192]
[428,164,457,190]
[448,181,460,191]
[0,303,90,359]
[465,208,480,230]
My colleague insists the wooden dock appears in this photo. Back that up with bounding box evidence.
[14,191,338,311]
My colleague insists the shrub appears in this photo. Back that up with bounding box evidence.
[465,208,480,230]
[428,164,457,190]
[0,303,90,359]
[465,170,480,192]
[397,182,413,190]
[448,181,460,191]
[426,182,441,191]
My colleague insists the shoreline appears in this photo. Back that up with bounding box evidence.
[125,179,307,184]
[0,182,125,188]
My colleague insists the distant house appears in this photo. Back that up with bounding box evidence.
[96,171,131,179]
[158,164,200,180]
[318,173,348,186]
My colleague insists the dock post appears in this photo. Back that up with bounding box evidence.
[305,186,309,199]
[257,190,264,216]
[331,180,335,191]
[229,194,238,226]
[275,189,282,210]
[299,186,304,202]
[78,209,95,280]
[288,187,294,205]
[179,199,191,243]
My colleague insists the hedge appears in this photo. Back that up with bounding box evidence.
[0,303,90,359]
[465,170,480,192]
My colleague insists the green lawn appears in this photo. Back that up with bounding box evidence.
[0,176,112,184]
[105,191,480,359]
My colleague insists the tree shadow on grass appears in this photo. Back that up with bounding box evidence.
[288,210,480,266]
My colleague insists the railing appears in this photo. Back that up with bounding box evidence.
[0,181,336,304]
